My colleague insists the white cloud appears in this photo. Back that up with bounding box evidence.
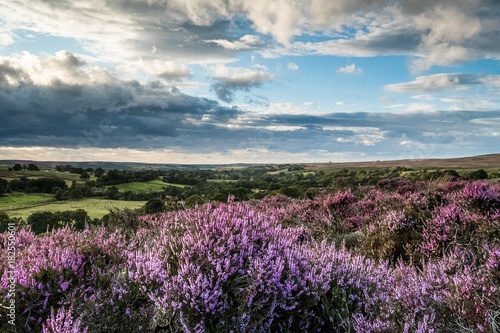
[0,31,13,46]
[205,34,262,50]
[288,62,299,70]
[0,0,498,72]
[0,145,370,164]
[336,63,362,74]
[385,73,481,92]
[0,51,114,87]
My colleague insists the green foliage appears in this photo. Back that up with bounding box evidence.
[466,169,489,180]
[0,212,18,233]
[185,194,204,207]
[279,185,305,199]
[102,208,140,235]
[27,209,96,234]
[143,198,165,214]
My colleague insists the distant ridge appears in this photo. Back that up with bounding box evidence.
[0,153,499,170]
[307,154,500,170]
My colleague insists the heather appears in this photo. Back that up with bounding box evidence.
[1,179,499,332]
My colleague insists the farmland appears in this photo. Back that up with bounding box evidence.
[2,197,146,220]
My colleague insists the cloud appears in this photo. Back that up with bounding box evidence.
[118,59,193,81]
[0,51,118,88]
[0,31,13,46]
[1,0,498,73]
[0,51,241,149]
[205,34,263,50]
[210,65,275,102]
[336,63,362,74]
[385,73,491,92]
[288,62,299,70]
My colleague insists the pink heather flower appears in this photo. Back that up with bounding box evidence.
[42,306,88,333]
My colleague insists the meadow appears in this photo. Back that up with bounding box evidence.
[112,180,171,193]
[1,178,499,332]
[2,197,146,220]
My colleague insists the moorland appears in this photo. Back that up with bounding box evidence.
[0,154,499,332]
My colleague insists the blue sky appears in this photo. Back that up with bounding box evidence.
[0,0,499,163]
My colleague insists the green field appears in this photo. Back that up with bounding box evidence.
[207,179,239,183]
[2,198,146,220]
[0,193,54,210]
[113,180,167,192]
[0,169,86,186]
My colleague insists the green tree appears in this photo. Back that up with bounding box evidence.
[80,171,90,180]
[279,185,304,199]
[27,163,40,171]
[0,212,17,233]
[12,163,22,171]
[144,198,165,214]
[0,178,7,196]
[106,186,120,199]
[54,188,64,200]
[185,194,204,207]
[467,169,488,180]
[94,167,105,178]
[27,211,58,234]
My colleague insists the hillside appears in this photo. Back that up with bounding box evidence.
[1,153,499,171]
[306,153,500,171]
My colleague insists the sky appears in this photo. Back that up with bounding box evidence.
[0,0,499,164]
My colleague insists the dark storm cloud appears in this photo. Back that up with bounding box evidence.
[0,79,241,149]
[210,66,275,102]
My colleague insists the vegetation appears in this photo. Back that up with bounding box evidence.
[1,178,499,332]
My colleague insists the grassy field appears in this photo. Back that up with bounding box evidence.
[2,198,146,220]
[206,179,239,183]
[0,169,86,187]
[0,193,54,210]
[113,180,167,192]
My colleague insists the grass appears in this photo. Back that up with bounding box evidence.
[0,193,54,210]
[162,182,188,188]
[207,179,239,183]
[112,180,167,192]
[3,198,146,220]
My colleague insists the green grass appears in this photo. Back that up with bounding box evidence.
[0,193,54,210]
[0,170,85,187]
[206,179,239,183]
[112,180,167,192]
[162,182,188,188]
[3,198,146,220]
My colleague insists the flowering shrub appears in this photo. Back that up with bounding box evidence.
[1,179,499,332]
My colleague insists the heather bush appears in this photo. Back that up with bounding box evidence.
[1,180,499,332]
[128,202,392,332]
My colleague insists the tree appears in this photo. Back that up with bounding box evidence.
[0,178,7,196]
[144,198,165,214]
[12,164,22,171]
[27,211,58,234]
[80,171,90,180]
[106,186,120,200]
[54,188,64,200]
[70,187,84,199]
[467,169,488,180]
[185,194,204,207]
[27,163,40,171]
[94,167,105,178]
[0,212,17,233]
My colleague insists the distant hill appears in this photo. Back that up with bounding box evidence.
[0,153,499,171]
[0,160,253,171]
[306,154,500,171]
